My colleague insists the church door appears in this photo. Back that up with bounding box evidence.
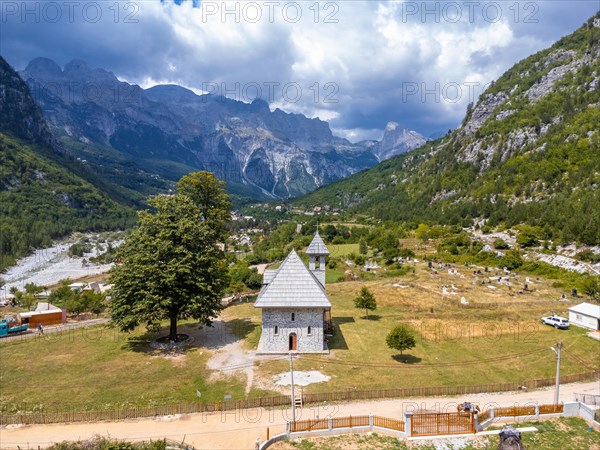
[289,333,297,351]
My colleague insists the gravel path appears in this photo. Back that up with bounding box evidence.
[205,320,256,395]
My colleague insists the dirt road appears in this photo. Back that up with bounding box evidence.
[0,318,110,344]
[2,381,598,449]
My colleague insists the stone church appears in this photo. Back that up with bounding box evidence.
[255,232,332,354]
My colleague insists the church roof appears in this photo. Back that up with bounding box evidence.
[254,250,332,308]
[306,232,329,255]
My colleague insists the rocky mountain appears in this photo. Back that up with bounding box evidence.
[369,122,429,161]
[298,14,600,245]
[19,58,425,200]
[0,56,135,270]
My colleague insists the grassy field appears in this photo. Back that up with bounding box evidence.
[272,417,599,449]
[1,258,598,413]
[242,261,600,392]
[0,318,269,413]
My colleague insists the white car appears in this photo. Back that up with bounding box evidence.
[541,315,570,329]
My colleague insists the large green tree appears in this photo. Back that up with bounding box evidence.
[110,194,229,342]
[177,171,232,240]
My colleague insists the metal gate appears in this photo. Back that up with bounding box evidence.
[411,411,475,436]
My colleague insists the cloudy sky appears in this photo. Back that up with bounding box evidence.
[1,1,598,140]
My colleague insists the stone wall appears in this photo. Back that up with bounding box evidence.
[258,308,327,353]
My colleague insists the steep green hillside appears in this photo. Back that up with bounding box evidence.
[0,57,135,270]
[0,133,134,269]
[299,14,600,245]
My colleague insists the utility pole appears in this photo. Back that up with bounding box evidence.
[552,342,563,405]
[289,352,296,422]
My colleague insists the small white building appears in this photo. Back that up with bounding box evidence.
[568,302,600,331]
[254,232,332,354]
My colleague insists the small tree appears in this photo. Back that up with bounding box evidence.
[49,280,78,309]
[359,238,368,256]
[79,290,106,316]
[354,287,377,319]
[386,324,416,356]
[581,276,600,302]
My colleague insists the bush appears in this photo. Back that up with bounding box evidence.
[493,238,510,250]
[575,250,600,264]
[69,241,93,257]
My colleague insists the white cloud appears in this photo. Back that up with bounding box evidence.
[2,0,597,136]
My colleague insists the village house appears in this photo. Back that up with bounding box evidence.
[568,302,600,331]
[254,232,332,354]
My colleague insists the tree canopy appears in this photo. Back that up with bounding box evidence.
[386,324,417,356]
[110,193,229,342]
[177,171,232,240]
[354,286,377,319]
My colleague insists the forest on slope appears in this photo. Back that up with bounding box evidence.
[298,14,600,246]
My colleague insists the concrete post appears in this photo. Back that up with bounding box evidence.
[286,421,290,437]
[404,412,413,437]
[328,417,333,431]
[491,407,495,420]
[369,413,373,428]
[535,401,540,420]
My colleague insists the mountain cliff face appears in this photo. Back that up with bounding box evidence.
[20,59,424,199]
[299,14,600,245]
[370,122,429,161]
[0,57,55,147]
[0,56,134,270]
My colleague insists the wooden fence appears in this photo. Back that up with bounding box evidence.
[538,404,564,415]
[331,415,370,429]
[1,372,595,426]
[290,418,329,432]
[411,411,475,436]
[494,405,537,417]
[291,415,399,433]
[478,403,563,421]
[373,415,405,431]
[477,408,491,422]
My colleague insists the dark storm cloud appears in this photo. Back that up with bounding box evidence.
[1,1,598,140]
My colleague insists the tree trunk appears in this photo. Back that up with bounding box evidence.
[365,309,369,319]
[169,315,178,342]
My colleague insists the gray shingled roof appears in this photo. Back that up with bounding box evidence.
[254,250,332,308]
[306,232,329,255]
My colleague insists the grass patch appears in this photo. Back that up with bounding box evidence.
[327,243,360,258]
[326,269,345,283]
[48,436,180,450]
[0,318,269,413]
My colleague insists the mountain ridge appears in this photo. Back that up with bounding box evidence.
[0,56,135,270]
[19,57,426,200]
